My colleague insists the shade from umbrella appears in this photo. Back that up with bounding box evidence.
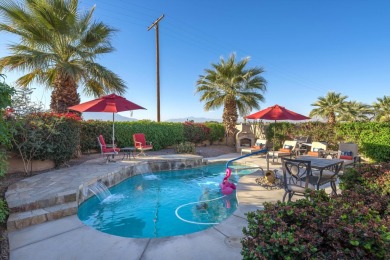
[68,94,146,147]
[245,104,310,152]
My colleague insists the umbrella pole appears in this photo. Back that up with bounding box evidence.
[273,120,276,157]
[112,113,115,148]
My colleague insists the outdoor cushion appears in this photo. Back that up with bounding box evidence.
[251,145,261,149]
[340,155,353,160]
[99,135,120,153]
[341,150,353,156]
[279,148,291,153]
[104,147,121,153]
[307,151,319,156]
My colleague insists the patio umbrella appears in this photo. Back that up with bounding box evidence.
[68,93,146,147]
[245,104,310,152]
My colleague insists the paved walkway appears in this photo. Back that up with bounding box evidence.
[7,153,329,260]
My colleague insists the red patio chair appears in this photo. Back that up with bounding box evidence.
[133,133,153,156]
[97,135,121,163]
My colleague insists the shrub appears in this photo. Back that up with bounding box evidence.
[242,163,390,260]
[340,162,390,196]
[174,142,196,154]
[0,199,9,224]
[242,189,390,259]
[204,122,225,144]
[183,121,210,144]
[11,112,81,172]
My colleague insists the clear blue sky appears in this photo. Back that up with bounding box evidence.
[1,0,389,121]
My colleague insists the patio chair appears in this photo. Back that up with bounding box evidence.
[97,135,121,163]
[281,158,315,202]
[267,140,297,163]
[241,139,267,155]
[307,141,327,157]
[133,133,153,156]
[310,160,343,195]
[337,142,361,168]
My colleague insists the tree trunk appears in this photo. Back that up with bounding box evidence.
[328,112,336,125]
[50,73,80,113]
[223,95,238,146]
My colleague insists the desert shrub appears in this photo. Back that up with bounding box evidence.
[0,199,9,224]
[174,142,196,154]
[242,189,390,259]
[183,121,210,144]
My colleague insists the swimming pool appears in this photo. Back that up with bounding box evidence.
[78,163,258,238]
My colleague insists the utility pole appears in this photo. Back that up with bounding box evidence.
[148,14,164,122]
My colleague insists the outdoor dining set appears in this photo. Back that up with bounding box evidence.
[246,137,361,202]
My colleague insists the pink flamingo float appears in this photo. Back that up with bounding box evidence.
[220,167,236,195]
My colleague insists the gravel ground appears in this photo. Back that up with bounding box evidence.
[0,145,236,260]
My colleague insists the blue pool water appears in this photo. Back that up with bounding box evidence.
[78,163,257,238]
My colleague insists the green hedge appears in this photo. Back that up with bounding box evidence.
[265,122,390,162]
[80,120,185,152]
[336,122,390,162]
[79,121,226,152]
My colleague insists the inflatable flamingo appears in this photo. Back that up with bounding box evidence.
[220,167,236,195]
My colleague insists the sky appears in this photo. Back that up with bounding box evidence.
[0,0,389,122]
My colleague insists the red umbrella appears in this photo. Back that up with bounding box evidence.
[245,104,310,151]
[68,93,146,147]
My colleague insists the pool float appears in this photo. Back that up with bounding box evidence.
[220,167,236,195]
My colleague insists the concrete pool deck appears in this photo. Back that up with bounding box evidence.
[7,152,333,260]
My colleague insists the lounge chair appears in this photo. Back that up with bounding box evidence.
[241,139,267,155]
[97,135,121,163]
[307,141,327,157]
[133,133,153,156]
[267,140,297,163]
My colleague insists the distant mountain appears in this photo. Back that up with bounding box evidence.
[164,116,222,123]
[81,112,137,122]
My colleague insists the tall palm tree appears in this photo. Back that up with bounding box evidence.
[337,101,372,122]
[309,92,348,124]
[0,0,126,113]
[373,95,390,122]
[195,53,267,145]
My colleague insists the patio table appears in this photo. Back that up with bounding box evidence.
[296,156,344,195]
[121,147,136,160]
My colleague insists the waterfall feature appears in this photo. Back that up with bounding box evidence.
[89,181,112,202]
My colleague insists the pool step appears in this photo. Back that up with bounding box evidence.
[7,201,77,231]
[6,189,77,214]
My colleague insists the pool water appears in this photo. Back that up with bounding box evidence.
[78,163,257,238]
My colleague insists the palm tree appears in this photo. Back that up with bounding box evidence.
[310,92,348,124]
[373,95,390,122]
[0,0,126,113]
[195,53,267,145]
[337,101,372,122]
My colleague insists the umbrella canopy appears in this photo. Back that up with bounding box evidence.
[68,93,146,147]
[245,104,310,121]
[245,104,310,152]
